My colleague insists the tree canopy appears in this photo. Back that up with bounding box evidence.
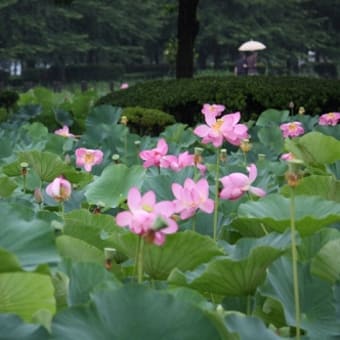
[0,0,339,77]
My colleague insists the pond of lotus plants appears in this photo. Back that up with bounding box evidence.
[0,103,340,339]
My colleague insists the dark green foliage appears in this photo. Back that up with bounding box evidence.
[122,106,175,136]
[0,90,19,112]
[98,76,340,125]
[21,64,125,83]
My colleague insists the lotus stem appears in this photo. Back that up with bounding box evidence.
[289,187,301,340]
[137,236,145,284]
[213,148,220,241]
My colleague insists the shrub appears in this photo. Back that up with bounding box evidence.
[97,76,340,125]
[0,90,19,112]
[122,106,175,136]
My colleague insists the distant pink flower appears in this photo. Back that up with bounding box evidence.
[201,103,226,118]
[139,138,168,168]
[171,178,214,219]
[120,83,129,89]
[75,148,104,172]
[280,152,295,161]
[318,112,340,126]
[160,151,195,172]
[220,164,266,200]
[46,176,72,202]
[115,187,178,246]
[54,126,75,138]
[280,122,304,138]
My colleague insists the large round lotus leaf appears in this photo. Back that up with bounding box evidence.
[63,209,117,250]
[281,175,340,202]
[0,248,22,273]
[59,260,122,306]
[256,109,290,127]
[224,313,281,340]
[0,201,59,269]
[232,194,340,236]
[260,256,340,339]
[86,105,122,126]
[297,228,340,262]
[168,232,290,296]
[56,235,104,265]
[160,123,197,147]
[285,131,340,165]
[0,314,49,340]
[84,164,146,208]
[0,272,55,322]
[51,284,221,340]
[109,230,224,280]
[311,238,340,283]
[0,176,17,198]
[18,150,69,182]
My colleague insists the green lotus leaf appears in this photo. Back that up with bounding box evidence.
[257,125,284,154]
[297,228,340,262]
[253,296,287,329]
[260,256,340,339]
[281,175,340,202]
[168,232,290,296]
[0,314,49,340]
[285,131,340,165]
[224,313,282,340]
[0,272,56,322]
[19,150,70,182]
[0,176,17,197]
[63,209,118,250]
[0,248,22,273]
[311,238,340,283]
[109,230,224,280]
[22,122,49,141]
[86,105,122,126]
[232,194,340,236]
[59,260,122,306]
[0,201,59,269]
[84,163,146,208]
[256,109,290,127]
[3,150,69,182]
[51,284,221,340]
[56,235,105,265]
[160,123,197,148]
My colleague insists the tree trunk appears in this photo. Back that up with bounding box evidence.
[176,0,199,79]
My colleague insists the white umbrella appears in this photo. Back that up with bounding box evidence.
[238,40,266,52]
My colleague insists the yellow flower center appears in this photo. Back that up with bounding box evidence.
[142,204,153,212]
[288,123,298,132]
[327,112,335,118]
[212,118,223,131]
[85,152,95,164]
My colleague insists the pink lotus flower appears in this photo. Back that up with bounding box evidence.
[160,151,195,172]
[318,112,340,126]
[120,83,129,89]
[222,112,249,146]
[194,111,249,147]
[280,122,304,138]
[171,178,214,219]
[219,164,266,200]
[46,176,72,202]
[75,148,104,172]
[280,152,295,161]
[54,126,75,138]
[139,138,168,168]
[201,103,226,118]
[116,187,178,245]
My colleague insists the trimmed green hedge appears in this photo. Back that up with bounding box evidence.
[97,76,340,125]
[122,106,175,136]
